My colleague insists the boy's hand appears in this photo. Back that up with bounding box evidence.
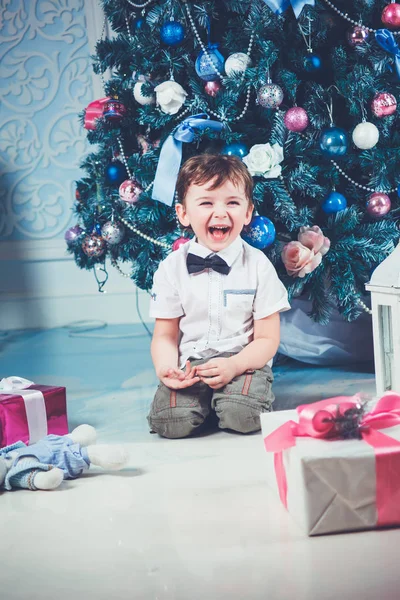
[196,357,238,390]
[158,360,200,390]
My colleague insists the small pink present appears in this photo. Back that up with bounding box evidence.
[0,377,68,447]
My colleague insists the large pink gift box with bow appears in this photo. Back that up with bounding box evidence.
[261,393,400,535]
[0,377,68,447]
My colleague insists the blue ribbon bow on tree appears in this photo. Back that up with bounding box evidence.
[152,114,225,206]
[261,0,315,19]
[375,29,400,80]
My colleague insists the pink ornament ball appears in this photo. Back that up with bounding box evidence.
[312,410,335,435]
[284,107,309,132]
[65,225,84,246]
[172,237,190,251]
[204,80,222,97]
[382,3,400,29]
[119,178,143,203]
[82,234,106,257]
[371,92,397,118]
[366,192,391,218]
[347,25,369,46]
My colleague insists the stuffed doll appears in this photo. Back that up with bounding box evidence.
[0,424,128,491]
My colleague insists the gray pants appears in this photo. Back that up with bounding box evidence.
[147,355,274,439]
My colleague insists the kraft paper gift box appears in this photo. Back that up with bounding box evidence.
[261,393,400,536]
[0,377,68,447]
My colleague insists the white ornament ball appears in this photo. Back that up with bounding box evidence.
[225,52,252,77]
[154,80,187,115]
[352,121,380,150]
[133,81,155,105]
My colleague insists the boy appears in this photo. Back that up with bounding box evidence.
[148,154,290,439]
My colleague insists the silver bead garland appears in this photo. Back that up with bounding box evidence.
[116,137,133,180]
[182,0,254,123]
[321,0,400,35]
[173,104,192,121]
[125,14,134,42]
[126,0,153,8]
[93,14,167,255]
[98,16,108,91]
[116,137,154,193]
[207,86,252,122]
[296,130,398,194]
[182,0,224,80]
[111,256,133,278]
[357,298,372,315]
[119,215,170,248]
[330,160,398,194]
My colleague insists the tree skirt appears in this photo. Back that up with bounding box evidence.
[279,297,373,366]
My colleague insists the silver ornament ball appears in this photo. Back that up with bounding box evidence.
[257,83,284,109]
[101,221,125,245]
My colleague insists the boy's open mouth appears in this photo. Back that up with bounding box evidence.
[208,225,230,240]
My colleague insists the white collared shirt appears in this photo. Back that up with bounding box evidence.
[149,236,290,368]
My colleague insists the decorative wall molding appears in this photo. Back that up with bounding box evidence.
[0,0,94,242]
[0,1,152,330]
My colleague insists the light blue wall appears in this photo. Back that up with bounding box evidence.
[0,0,93,241]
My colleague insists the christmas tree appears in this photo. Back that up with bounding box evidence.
[66,0,400,323]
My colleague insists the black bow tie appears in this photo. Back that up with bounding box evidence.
[186,253,230,275]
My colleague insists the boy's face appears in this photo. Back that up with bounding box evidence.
[176,178,253,253]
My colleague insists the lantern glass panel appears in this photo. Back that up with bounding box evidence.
[379,304,393,391]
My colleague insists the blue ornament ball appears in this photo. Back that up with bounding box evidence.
[322,191,347,214]
[222,142,249,159]
[319,126,348,157]
[105,162,127,185]
[304,53,322,72]
[160,20,185,46]
[133,17,144,30]
[241,215,276,250]
[195,43,225,81]
[397,183,400,198]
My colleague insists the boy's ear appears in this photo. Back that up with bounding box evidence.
[175,203,190,227]
[244,203,254,226]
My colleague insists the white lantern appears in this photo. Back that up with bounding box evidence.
[365,243,400,395]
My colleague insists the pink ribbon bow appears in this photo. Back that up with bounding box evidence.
[264,393,400,526]
[84,97,111,130]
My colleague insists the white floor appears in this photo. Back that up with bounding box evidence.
[1,325,398,600]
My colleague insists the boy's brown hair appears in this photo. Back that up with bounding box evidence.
[176,154,253,205]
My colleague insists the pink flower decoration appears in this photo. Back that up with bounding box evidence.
[282,226,331,278]
[320,236,331,256]
[298,225,323,252]
[281,241,322,278]
[298,225,331,256]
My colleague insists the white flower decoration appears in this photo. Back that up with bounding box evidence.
[242,142,284,178]
[154,80,187,115]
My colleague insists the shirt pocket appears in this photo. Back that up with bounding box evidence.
[224,289,256,318]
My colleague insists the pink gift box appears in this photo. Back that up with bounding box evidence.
[0,382,68,447]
